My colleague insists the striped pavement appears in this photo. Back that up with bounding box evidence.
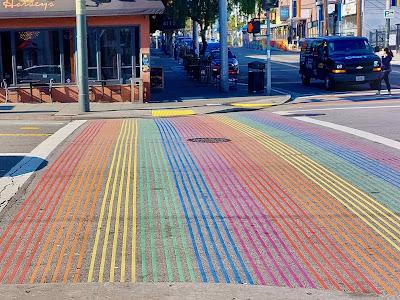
[0,112,399,296]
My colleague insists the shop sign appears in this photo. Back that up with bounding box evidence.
[141,53,150,73]
[280,6,289,21]
[301,8,311,19]
[342,2,356,17]
[2,0,55,11]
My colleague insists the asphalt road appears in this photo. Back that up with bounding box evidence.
[0,110,399,298]
[232,47,400,97]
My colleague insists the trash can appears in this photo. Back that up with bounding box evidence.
[248,61,265,93]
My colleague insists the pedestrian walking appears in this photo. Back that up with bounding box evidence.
[376,47,394,95]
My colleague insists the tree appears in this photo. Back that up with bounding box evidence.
[188,0,219,54]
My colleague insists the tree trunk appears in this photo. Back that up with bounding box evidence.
[200,24,208,56]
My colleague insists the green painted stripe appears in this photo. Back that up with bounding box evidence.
[233,114,400,213]
[139,125,147,282]
[146,127,174,281]
[149,121,196,282]
[142,125,158,282]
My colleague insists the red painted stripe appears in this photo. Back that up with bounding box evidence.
[209,117,378,293]
[0,122,104,283]
[15,121,109,284]
[180,117,316,288]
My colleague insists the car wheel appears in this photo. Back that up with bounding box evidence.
[301,74,311,86]
[324,76,335,90]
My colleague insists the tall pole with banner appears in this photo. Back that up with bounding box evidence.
[385,0,392,47]
[219,0,229,92]
[76,0,90,112]
[266,9,272,95]
[263,0,279,95]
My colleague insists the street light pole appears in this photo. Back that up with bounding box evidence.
[219,0,229,92]
[385,0,391,47]
[76,0,90,112]
[266,9,272,95]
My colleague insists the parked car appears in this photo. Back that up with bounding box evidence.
[299,36,381,90]
[207,49,239,76]
[17,65,61,83]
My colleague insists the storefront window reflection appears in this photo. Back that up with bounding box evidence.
[16,30,61,84]
[0,32,12,85]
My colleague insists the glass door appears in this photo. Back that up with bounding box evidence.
[99,28,118,80]
[0,32,13,85]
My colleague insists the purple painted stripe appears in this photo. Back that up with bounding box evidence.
[259,112,400,172]
[172,118,316,289]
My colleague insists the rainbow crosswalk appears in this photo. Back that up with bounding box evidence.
[0,112,399,295]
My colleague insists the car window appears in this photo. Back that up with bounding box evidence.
[328,39,372,55]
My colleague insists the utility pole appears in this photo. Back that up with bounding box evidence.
[356,0,362,36]
[323,0,329,36]
[193,20,199,53]
[219,0,229,92]
[385,0,391,47]
[76,0,90,112]
[266,9,272,95]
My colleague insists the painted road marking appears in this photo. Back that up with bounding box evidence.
[232,103,275,108]
[294,116,400,151]
[152,109,195,117]
[20,127,40,130]
[0,120,86,214]
[218,116,400,252]
[0,133,50,137]
[275,105,400,115]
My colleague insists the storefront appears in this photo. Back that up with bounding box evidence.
[0,0,164,103]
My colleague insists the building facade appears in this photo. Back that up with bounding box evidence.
[0,0,164,103]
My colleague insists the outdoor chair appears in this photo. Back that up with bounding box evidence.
[107,80,124,101]
[1,79,20,103]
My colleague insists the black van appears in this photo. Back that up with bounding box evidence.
[299,37,381,90]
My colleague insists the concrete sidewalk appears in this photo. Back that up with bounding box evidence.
[0,282,389,300]
[0,94,291,120]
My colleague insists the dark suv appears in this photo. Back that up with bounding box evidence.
[299,37,381,90]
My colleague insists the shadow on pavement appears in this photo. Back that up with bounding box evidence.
[0,156,47,177]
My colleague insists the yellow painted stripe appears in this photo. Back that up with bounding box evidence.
[152,109,195,117]
[98,120,129,282]
[110,120,131,282]
[88,120,126,282]
[121,120,134,282]
[217,116,400,251]
[20,127,40,130]
[131,119,138,282]
[0,133,50,137]
[231,103,275,108]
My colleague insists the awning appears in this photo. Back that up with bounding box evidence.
[0,0,165,19]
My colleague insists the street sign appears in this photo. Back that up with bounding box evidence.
[384,9,395,19]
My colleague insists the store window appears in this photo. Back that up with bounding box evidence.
[0,32,12,85]
[16,30,61,84]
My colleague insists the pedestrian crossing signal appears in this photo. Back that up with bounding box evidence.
[247,20,261,34]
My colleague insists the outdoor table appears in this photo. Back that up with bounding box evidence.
[19,79,41,100]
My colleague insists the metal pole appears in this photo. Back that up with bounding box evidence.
[323,0,329,36]
[385,0,391,47]
[266,9,272,95]
[356,0,362,36]
[76,0,90,112]
[193,20,199,53]
[219,0,229,92]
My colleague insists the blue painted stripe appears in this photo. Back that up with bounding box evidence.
[160,119,253,284]
[156,120,217,282]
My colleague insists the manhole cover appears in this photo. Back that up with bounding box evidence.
[187,138,231,143]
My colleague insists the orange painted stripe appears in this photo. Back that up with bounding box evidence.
[71,121,123,283]
[2,122,103,284]
[27,123,106,284]
[51,121,118,282]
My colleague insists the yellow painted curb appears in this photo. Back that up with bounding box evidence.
[231,103,276,108]
[152,109,195,117]
[20,127,40,130]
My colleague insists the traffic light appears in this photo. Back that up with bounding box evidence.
[263,0,279,9]
[247,20,261,34]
